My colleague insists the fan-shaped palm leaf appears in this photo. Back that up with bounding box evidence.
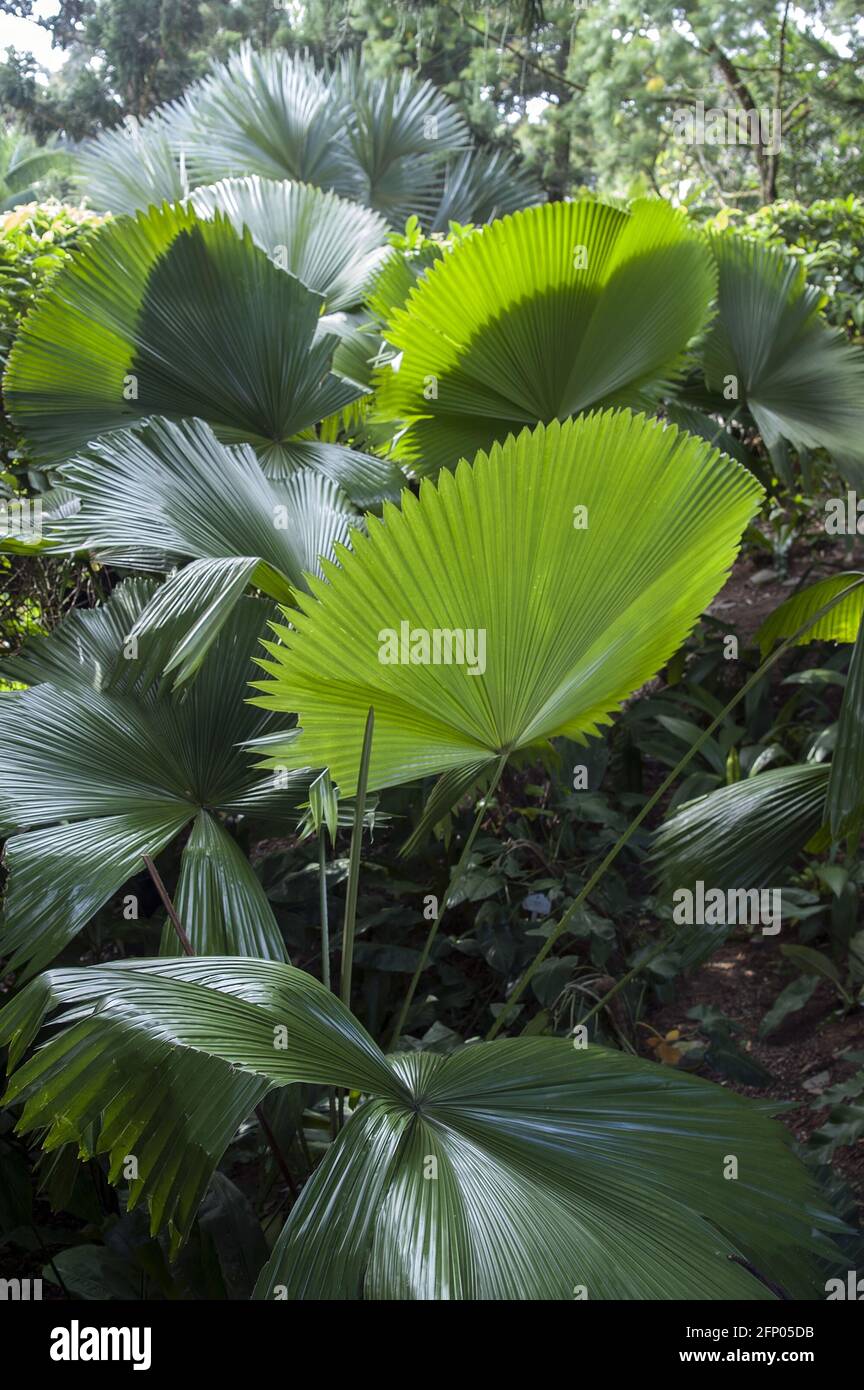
[374,197,716,475]
[755,572,864,655]
[0,958,381,1248]
[74,47,530,233]
[168,46,471,225]
[56,416,351,586]
[0,956,839,1296]
[52,417,355,682]
[3,202,402,502]
[428,147,542,231]
[169,45,358,195]
[75,114,188,216]
[652,762,830,898]
[660,573,864,886]
[190,176,390,311]
[251,411,763,797]
[0,583,299,977]
[330,54,470,226]
[755,573,864,843]
[700,235,864,485]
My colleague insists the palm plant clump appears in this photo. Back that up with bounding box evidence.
[74,45,541,230]
[0,40,862,1304]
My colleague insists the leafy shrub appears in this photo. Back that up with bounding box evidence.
[732,196,864,338]
[0,201,104,664]
[0,200,104,475]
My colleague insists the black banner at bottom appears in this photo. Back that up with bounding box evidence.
[1,1297,859,1375]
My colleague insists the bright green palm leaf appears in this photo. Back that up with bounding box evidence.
[251,411,763,797]
[0,584,296,974]
[325,243,444,397]
[367,242,445,323]
[756,572,864,655]
[1,961,837,1296]
[701,235,864,485]
[374,198,716,475]
[190,177,390,311]
[2,203,394,501]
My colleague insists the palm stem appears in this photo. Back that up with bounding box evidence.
[579,934,674,1029]
[389,753,508,1050]
[335,707,375,1134]
[142,853,299,1200]
[318,826,337,1139]
[488,575,864,1039]
[319,828,331,992]
[143,854,194,955]
[339,706,375,1012]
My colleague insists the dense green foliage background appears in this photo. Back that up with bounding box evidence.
[0,0,861,1305]
[2,0,863,203]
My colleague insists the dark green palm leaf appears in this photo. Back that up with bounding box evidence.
[428,148,542,231]
[652,762,830,898]
[3,202,400,503]
[755,575,864,842]
[52,417,356,681]
[0,959,840,1297]
[0,584,299,976]
[701,234,864,485]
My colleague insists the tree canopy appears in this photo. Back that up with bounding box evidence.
[1,0,862,207]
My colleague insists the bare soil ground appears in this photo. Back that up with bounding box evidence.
[709,531,863,643]
[644,529,864,1213]
[647,936,863,1212]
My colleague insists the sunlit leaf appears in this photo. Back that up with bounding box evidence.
[251,410,762,797]
[374,197,715,475]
